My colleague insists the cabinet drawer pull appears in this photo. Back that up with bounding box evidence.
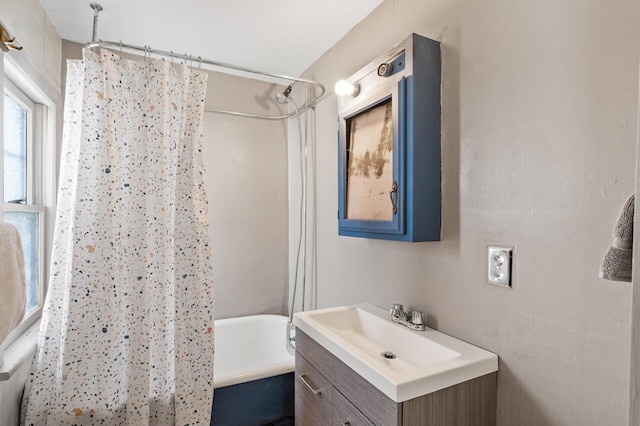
[341,422,350,426]
[298,374,322,395]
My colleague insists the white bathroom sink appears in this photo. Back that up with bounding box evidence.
[294,303,498,402]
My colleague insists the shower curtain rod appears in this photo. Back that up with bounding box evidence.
[85,39,325,121]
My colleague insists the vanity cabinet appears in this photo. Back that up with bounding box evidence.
[295,329,497,426]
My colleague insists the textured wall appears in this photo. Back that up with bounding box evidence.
[297,0,639,424]
[1,0,61,102]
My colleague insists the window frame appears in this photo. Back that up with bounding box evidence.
[4,77,36,205]
[1,76,49,352]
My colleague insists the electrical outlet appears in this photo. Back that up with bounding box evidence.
[487,246,513,287]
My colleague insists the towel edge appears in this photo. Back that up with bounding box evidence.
[599,271,632,282]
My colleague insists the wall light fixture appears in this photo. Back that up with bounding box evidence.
[334,80,360,97]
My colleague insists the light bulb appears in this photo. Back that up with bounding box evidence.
[334,80,360,97]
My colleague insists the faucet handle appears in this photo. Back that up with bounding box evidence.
[390,304,408,321]
[409,310,424,326]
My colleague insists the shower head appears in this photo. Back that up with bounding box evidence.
[276,84,293,105]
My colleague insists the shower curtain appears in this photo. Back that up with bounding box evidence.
[21,49,214,425]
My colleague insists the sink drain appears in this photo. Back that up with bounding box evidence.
[381,351,396,360]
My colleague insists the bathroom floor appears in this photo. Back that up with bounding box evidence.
[266,416,294,426]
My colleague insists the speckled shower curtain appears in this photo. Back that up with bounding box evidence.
[21,49,215,425]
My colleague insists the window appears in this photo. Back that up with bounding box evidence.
[1,78,47,348]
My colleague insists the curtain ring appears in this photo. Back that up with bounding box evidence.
[198,56,202,69]
[189,54,193,68]
[119,40,123,56]
[170,50,174,64]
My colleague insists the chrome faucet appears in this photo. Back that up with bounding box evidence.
[389,303,426,331]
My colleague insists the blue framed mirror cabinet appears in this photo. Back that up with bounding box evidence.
[337,33,442,242]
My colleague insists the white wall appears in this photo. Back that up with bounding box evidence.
[1,0,60,103]
[0,1,61,424]
[299,0,639,424]
[203,73,290,319]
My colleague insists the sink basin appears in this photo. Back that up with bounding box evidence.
[294,303,498,402]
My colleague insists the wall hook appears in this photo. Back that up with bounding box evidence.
[0,24,22,51]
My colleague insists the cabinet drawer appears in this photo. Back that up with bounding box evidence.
[333,389,375,426]
[295,353,333,425]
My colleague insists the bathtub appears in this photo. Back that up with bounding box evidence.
[211,314,295,426]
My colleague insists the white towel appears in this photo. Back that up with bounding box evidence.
[0,222,26,345]
[600,194,634,282]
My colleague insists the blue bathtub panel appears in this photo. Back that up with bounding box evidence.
[211,373,294,426]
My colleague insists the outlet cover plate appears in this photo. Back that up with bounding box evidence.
[487,246,513,287]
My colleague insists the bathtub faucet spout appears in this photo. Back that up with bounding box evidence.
[286,320,296,354]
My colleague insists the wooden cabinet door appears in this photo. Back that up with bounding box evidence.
[295,353,332,425]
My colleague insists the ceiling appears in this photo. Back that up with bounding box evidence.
[39,0,383,80]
